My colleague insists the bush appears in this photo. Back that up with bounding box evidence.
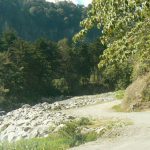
[59,118,93,147]
[122,73,150,111]
[115,90,125,100]
[52,78,69,94]
[101,62,132,90]
[77,117,92,126]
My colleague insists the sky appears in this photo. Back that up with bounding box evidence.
[46,0,92,6]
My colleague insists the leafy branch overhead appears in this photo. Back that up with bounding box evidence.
[74,0,150,75]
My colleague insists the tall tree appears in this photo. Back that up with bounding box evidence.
[74,0,150,88]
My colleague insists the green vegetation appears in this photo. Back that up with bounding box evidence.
[0,1,149,112]
[0,118,130,150]
[0,0,101,41]
[1,1,150,149]
[115,90,125,100]
[112,104,123,112]
[58,117,96,147]
[0,31,106,109]
[75,0,150,111]
[0,0,83,41]
[0,136,70,150]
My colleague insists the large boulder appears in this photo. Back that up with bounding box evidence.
[122,73,150,111]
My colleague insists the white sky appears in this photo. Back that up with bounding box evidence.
[46,0,92,6]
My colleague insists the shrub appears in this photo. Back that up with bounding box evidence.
[0,86,9,103]
[52,78,69,94]
[77,117,92,126]
[115,90,125,100]
[59,118,93,147]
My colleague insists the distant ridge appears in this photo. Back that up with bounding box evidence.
[0,0,86,41]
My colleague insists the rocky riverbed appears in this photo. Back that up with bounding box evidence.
[55,92,116,110]
[0,105,75,142]
[0,92,116,142]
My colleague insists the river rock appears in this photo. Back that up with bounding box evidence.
[0,105,75,142]
[0,92,116,142]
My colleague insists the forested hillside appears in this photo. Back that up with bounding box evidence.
[0,0,104,108]
[0,0,149,112]
[0,31,106,109]
[0,0,87,41]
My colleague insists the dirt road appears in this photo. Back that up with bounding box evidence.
[64,100,150,150]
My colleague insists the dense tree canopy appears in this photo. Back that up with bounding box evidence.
[0,0,87,41]
[0,0,107,106]
[0,31,106,104]
[74,0,150,88]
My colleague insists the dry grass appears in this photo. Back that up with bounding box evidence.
[122,73,150,111]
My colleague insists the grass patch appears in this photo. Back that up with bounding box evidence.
[112,104,123,112]
[0,117,130,150]
[86,118,132,138]
[58,117,95,147]
[115,90,125,100]
[0,134,70,150]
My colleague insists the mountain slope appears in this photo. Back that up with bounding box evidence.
[0,0,86,41]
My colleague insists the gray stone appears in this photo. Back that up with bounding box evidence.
[7,132,16,142]
[81,127,94,134]
[53,124,66,132]
[95,127,106,134]
[23,126,31,132]
[51,102,61,110]
[0,116,4,122]
[30,130,39,138]
[0,92,116,142]
[67,116,75,120]
[0,111,6,116]
[21,104,31,109]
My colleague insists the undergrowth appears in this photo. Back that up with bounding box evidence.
[115,90,125,100]
[0,117,130,150]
